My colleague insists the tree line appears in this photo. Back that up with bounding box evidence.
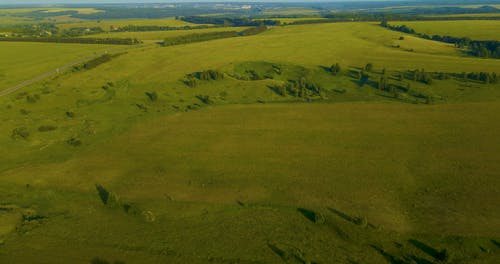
[380,21,500,59]
[163,31,239,46]
[111,24,213,32]
[0,36,141,45]
[163,25,267,46]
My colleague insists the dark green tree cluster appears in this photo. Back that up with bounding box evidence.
[330,63,341,75]
[73,53,125,71]
[239,24,267,36]
[273,77,321,98]
[113,25,211,32]
[184,70,224,87]
[412,69,433,84]
[194,70,224,81]
[463,72,498,83]
[61,27,105,37]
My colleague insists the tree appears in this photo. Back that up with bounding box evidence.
[330,63,341,75]
[365,63,373,72]
[378,76,388,90]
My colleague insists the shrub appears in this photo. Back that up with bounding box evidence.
[196,95,214,104]
[12,127,30,140]
[145,91,158,101]
[67,137,82,146]
[26,94,40,103]
[365,63,373,72]
[38,125,57,132]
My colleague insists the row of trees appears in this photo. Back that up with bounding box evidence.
[163,31,238,46]
[460,72,498,83]
[0,36,141,45]
[112,25,212,32]
[163,25,267,46]
[380,21,500,59]
[412,69,434,85]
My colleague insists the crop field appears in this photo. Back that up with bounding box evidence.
[57,18,208,31]
[391,20,500,40]
[1,2,500,263]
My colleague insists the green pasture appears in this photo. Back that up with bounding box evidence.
[0,42,117,90]
[80,27,247,43]
[391,20,500,40]
[0,19,499,263]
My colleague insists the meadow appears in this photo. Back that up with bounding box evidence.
[80,27,248,43]
[391,20,500,40]
[0,42,116,89]
[0,4,500,263]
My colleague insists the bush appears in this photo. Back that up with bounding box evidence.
[12,127,30,140]
[196,95,214,104]
[365,63,373,72]
[67,137,82,146]
[145,91,158,101]
[38,125,57,132]
[26,94,40,103]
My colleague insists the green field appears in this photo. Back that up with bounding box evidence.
[391,20,500,40]
[81,27,247,43]
[1,5,500,263]
[0,42,116,90]
[57,18,207,31]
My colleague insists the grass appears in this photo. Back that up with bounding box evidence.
[391,20,500,40]
[0,42,116,90]
[1,102,499,262]
[80,27,247,43]
[0,18,499,263]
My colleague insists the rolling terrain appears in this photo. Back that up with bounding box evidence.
[1,4,500,263]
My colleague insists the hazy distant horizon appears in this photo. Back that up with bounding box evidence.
[1,0,499,5]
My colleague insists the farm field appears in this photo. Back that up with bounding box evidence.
[1,1,500,263]
[391,20,500,40]
[57,18,208,31]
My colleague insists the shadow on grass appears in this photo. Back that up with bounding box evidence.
[370,245,407,264]
[491,239,500,248]
[408,239,449,262]
[328,207,358,225]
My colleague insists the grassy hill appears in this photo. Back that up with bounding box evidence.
[0,18,499,263]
